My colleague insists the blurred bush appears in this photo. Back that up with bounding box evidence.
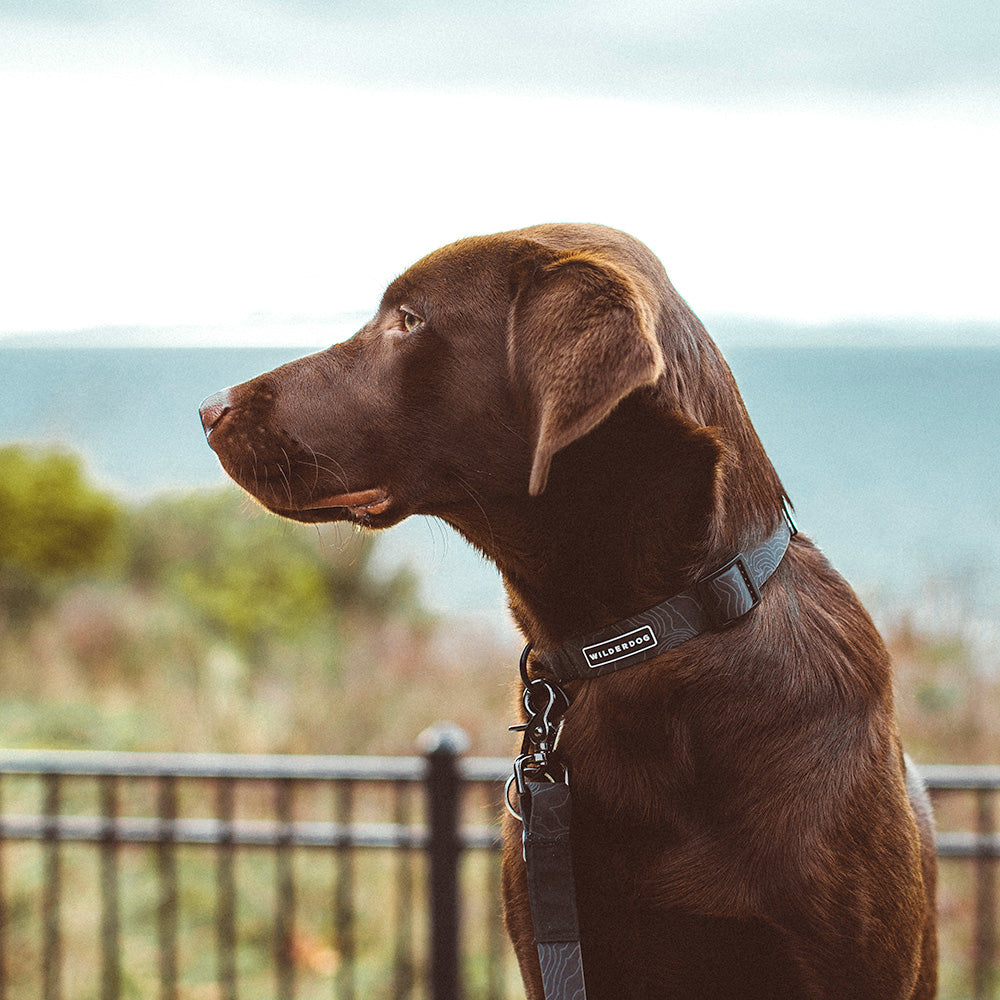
[127,488,417,654]
[0,443,417,647]
[0,445,125,620]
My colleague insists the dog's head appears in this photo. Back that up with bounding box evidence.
[201,224,669,526]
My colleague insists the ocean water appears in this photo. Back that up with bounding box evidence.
[1,345,998,634]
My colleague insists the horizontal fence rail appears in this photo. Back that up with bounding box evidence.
[0,750,996,1000]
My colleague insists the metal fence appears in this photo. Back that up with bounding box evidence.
[0,745,996,1000]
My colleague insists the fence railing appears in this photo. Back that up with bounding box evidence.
[923,764,1000,1000]
[0,746,996,1000]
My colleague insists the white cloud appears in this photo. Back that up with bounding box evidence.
[1,69,997,340]
[2,0,998,101]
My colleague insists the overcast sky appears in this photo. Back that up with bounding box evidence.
[1,0,998,343]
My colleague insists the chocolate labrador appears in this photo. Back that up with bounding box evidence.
[200,224,936,998]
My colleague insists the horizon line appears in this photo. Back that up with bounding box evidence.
[2,314,999,350]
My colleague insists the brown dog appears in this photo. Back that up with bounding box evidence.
[200,224,937,998]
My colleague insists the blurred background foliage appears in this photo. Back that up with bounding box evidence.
[0,445,414,645]
[0,445,124,618]
[0,442,996,764]
[0,444,512,756]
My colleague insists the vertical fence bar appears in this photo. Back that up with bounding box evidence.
[333,782,355,1000]
[485,838,504,1000]
[99,774,121,1000]
[422,725,468,1000]
[974,788,998,1000]
[275,779,295,1000]
[42,773,62,1000]
[157,775,179,1000]
[392,780,415,1000]
[216,776,237,1000]
[0,774,6,1000]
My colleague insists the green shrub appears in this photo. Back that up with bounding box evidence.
[0,445,125,619]
[0,445,124,577]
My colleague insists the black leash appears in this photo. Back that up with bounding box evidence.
[505,509,797,1000]
[506,645,587,1000]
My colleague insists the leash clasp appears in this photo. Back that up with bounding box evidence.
[505,643,571,821]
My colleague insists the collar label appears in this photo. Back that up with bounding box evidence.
[582,625,657,669]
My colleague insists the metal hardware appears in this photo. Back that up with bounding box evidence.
[782,497,798,537]
[505,644,571,821]
[696,553,761,627]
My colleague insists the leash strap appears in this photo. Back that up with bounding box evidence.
[522,780,587,1000]
[507,651,588,1000]
[533,513,796,681]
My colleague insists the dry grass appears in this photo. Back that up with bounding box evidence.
[0,582,523,759]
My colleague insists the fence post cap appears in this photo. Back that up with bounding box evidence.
[418,722,470,757]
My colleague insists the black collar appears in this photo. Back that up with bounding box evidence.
[532,511,796,682]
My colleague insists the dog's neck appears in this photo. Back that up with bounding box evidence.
[440,388,788,650]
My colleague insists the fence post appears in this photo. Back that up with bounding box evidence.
[974,788,997,1000]
[421,723,469,1000]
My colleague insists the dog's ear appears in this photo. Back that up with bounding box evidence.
[509,250,664,495]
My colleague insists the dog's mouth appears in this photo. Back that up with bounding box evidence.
[305,488,392,517]
[272,487,394,524]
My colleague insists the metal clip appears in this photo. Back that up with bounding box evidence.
[505,643,571,821]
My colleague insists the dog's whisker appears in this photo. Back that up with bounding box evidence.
[277,447,295,506]
[301,441,326,493]
[456,476,496,554]
[245,445,261,497]
[309,449,352,493]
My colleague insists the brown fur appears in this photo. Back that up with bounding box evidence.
[201,224,937,998]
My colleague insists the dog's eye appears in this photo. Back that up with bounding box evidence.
[400,309,423,334]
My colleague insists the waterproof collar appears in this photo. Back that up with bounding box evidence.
[532,509,797,682]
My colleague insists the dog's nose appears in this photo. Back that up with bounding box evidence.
[199,389,232,438]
